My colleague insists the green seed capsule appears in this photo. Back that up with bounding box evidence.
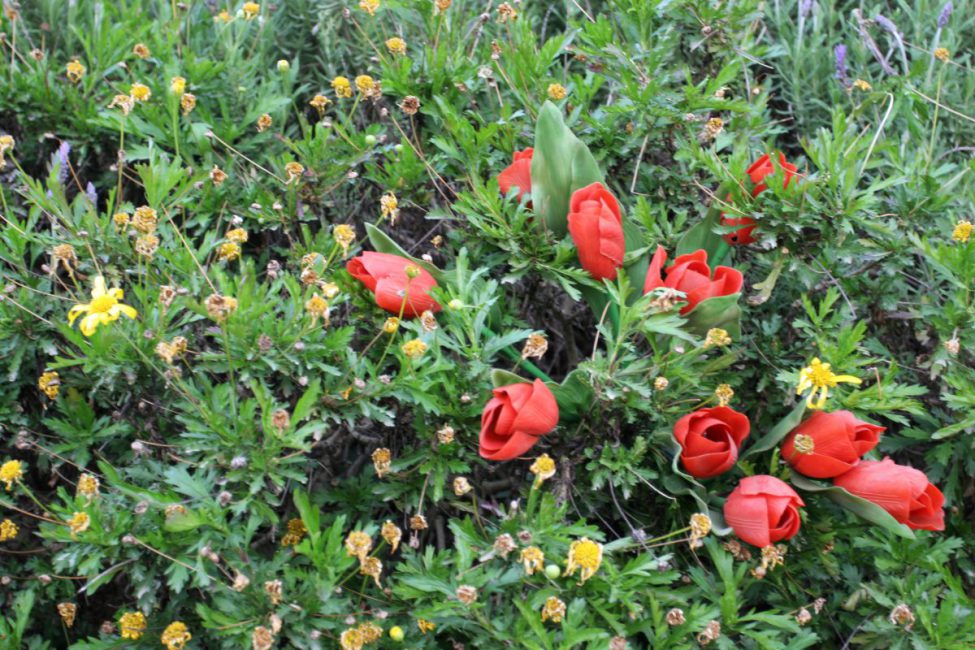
[545,564,561,579]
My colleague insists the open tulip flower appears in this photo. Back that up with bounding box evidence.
[673,406,750,478]
[721,152,799,245]
[346,251,441,318]
[567,182,625,281]
[782,410,884,478]
[643,246,743,314]
[834,458,945,531]
[497,148,533,204]
[724,475,804,547]
[67,275,138,337]
[480,379,558,461]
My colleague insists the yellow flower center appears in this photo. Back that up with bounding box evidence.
[89,294,117,314]
[572,540,600,568]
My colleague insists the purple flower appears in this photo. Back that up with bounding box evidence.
[55,141,71,184]
[800,0,814,18]
[938,2,953,28]
[874,14,900,36]
[85,182,97,205]
[834,44,849,84]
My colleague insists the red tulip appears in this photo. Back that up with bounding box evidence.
[721,153,799,245]
[781,410,884,478]
[346,252,441,318]
[673,406,750,478]
[723,475,804,547]
[567,182,625,281]
[480,379,558,461]
[497,148,534,204]
[642,246,743,314]
[833,458,945,531]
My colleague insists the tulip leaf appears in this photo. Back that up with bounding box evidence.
[490,368,529,388]
[531,101,603,237]
[683,293,742,338]
[790,475,916,539]
[622,218,650,301]
[551,368,596,421]
[745,402,806,457]
[365,223,445,282]
[662,443,732,535]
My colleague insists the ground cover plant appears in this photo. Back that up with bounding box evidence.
[1,0,974,648]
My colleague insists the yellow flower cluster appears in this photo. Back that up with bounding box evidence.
[1,460,24,490]
[281,518,307,547]
[565,537,603,584]
[38,371,60,399]
[119,611,147,639]
[161,621,192,650]
[0,519,18,542]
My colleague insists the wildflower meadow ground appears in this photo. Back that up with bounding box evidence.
[1,1,974,649]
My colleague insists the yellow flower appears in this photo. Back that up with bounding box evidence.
[529,453,556,485]
[359,556,383,587]
[226,227,248,243]
[38,371,61,399]
[242,2,260,19]
[852,79,872,91]
[132,205,158,233]
[58,602,77,627]
[547,83,567,100]
[66,60,86,83]
[170,76,187,95]
[541,596,566,623]
[132,43,150,59]
[77,473,100,499]
[934,47,950,62]
[953,220,972,243]
[372,447,392,477]
[565,537,603,584]
[714,383,734,407]
[332,76,353,99]
[340,628,364,650]
[381,520,402,552]
[68,276,138,337]
[1,460,24,490]
[358,622,382,643]
[257,113,272,132]
[417,619,435,634]
[305,294,329,323]
[345,530,373,561]
[281,518,307,547]
[0,518,18,542]
[453,476,472,496]
[310,94,331,114]
[216,10,233,22]
[180,93,197,115]
[217,242,241,262]
[205,293,238,321]
[520,546,544,575]
[358,0,379,15]
[119,611,147,639]
[0,134,14,168]
[401,339,428,359]
[704,328,731,347]
[355,75,375,94]
[334,223,356,249]
[385,37,407,55]
[795,358,862,409]
[161,621,192,650]
[383,317,400,334]
[689,513,712,542]
[68,511,90,536]
[380,191,399,222]
[130,83,151,102]
[285,161,305,184]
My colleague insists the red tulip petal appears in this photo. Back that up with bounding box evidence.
[480,430,540,461]
[724,490,773,547]
[511,380,559,437]
[643,246,668,294]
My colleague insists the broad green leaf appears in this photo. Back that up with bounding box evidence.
[490,368,528,387]
[552,368,595,420]
[746,402,806,457]
[683,293,742,338]
[163,508,208,533]
[531,101,603,236]
[790,475,915,539]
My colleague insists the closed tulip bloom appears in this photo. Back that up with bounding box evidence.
[673,406,750,478]
[346,252,441,318]
[480,379,558,461]
[722,153,798,245]
[724,475,804,547]
[567,182,625,281]
[782,410,884,478]
[834,458,945,531]
[497,148,533,203]
[643,246,743,314]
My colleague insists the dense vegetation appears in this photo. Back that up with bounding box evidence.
[1,0,974,648]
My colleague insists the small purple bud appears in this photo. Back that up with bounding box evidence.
[56,141,71,183]
[874,14,899,36]
[85,182,97,205]
[800,0,813,18]
[834,44,849,83]
[938,2,952,28]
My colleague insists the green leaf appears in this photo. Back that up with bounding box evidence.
[490,368,528,387]
[163,508,208,533]
[675,183,731,264]
[365,223,444,282]
[683,293,742,338]
[531,101,603,237]
[552,368,595,421]
[790,475,916,539]
[745,402,806,457]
